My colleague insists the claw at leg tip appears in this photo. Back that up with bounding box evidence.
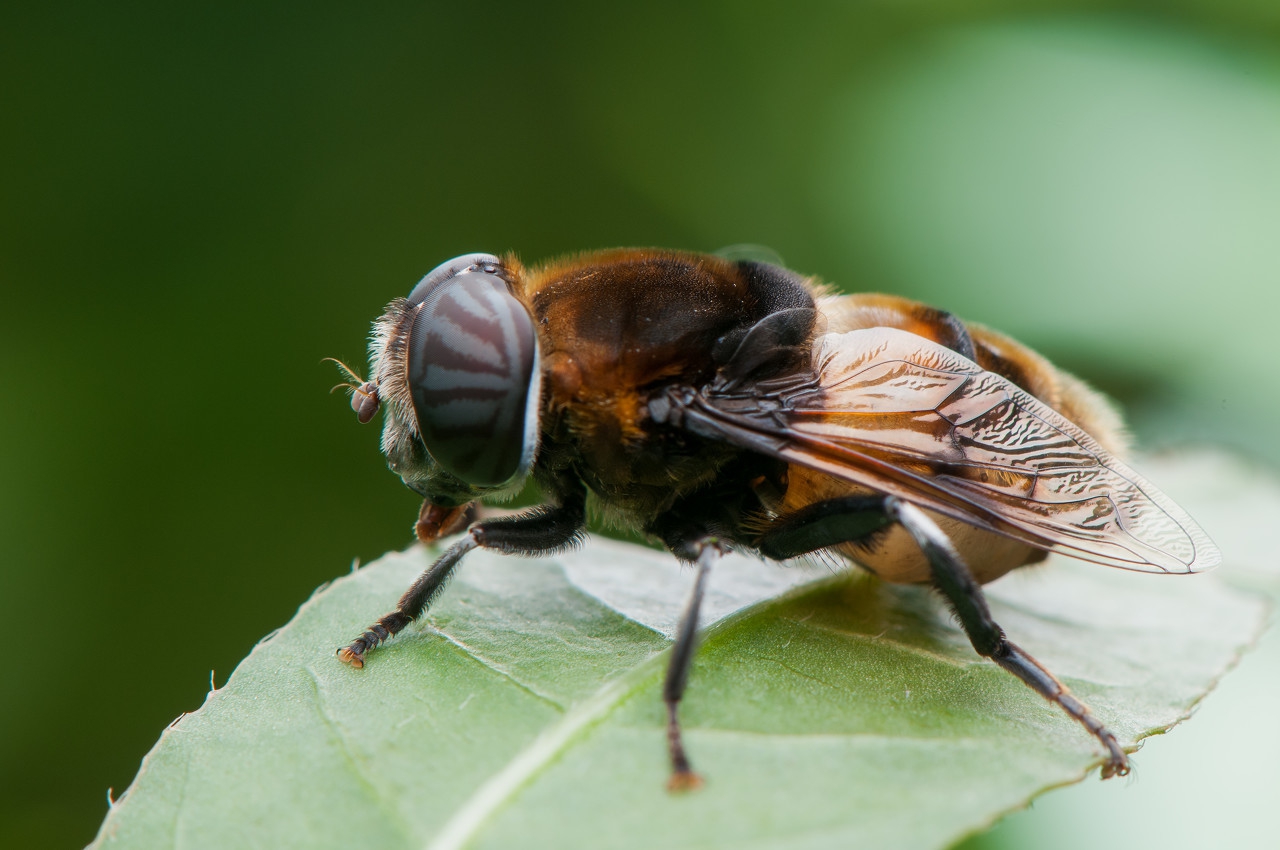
[336,647,364,668]
[666,770,705,793]
[1100,757,1130,780]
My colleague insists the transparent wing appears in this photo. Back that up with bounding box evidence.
[680,327,1219,573]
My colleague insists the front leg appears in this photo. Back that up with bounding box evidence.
[337,489,586,667]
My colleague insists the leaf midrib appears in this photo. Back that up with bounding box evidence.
[426,571,853,850]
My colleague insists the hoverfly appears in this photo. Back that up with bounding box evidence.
[332,249,1219,790]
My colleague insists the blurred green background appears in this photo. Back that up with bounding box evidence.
[3,2,1278,848]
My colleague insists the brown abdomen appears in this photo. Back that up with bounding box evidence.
[787,291,1128,584]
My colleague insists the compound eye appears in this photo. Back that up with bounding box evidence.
[407,253,505,307]
[406,267,540,488]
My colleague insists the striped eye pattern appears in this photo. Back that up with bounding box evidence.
[406,261,540,488]
[407,253,503,307]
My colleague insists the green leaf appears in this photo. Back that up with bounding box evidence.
[954,451,1280,850]
[91,458,1267,850]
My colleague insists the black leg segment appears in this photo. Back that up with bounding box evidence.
[753,494,892,560]
[662,537,722,791]
[885,497,1130,778]
[337,493,586,668]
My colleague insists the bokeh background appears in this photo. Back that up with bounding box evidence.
[3,2,1278,848]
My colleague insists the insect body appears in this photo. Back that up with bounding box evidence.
[334,249,1219,789]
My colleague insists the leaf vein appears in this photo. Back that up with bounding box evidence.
[305,667,416,846]
[427,627,567,711]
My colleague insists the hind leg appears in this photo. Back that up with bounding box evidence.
[754,493,1129,778]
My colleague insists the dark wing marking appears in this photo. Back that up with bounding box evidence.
[666,327,1219,573]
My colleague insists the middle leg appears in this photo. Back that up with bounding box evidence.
[662,537,722,791]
